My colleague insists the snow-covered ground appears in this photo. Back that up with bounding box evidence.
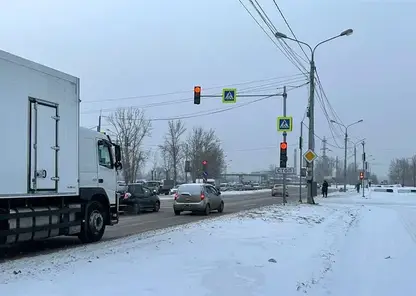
[1,189,415,295]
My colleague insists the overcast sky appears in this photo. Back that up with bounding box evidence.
[1,0,415,179]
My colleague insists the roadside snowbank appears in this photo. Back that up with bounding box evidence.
[0,202,359,295]
[2,191,414,295]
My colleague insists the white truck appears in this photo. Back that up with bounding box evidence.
[0,49,122,246]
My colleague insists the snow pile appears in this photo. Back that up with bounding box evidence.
[0,203,359,295]
[1,191,415,295]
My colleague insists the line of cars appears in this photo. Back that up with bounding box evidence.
[118,182,225,216]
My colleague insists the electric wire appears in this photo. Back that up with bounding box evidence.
[238,0,308,75]
[81,77,308,115]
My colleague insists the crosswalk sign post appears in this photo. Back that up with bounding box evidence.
[222,88,237,103]
[277,116,293,132]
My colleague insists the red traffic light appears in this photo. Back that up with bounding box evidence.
[202,160,207,165]
[280,142,287,150]
[194,86,201,94]
[359,172,364,180]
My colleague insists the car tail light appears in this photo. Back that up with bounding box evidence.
[124,192,131,199]
[200,193,205,200]
[174,193,178,200]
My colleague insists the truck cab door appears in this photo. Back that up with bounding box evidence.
[97,139,117,205]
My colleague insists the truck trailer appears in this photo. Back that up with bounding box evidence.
[0,49,122,246]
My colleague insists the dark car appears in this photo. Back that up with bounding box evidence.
[120,183,161,214]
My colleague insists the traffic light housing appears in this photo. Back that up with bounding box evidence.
[280,142,288,168]
[359,171,364,180]
[194,86,201,105]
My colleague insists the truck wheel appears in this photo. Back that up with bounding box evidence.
[79,201,106,243]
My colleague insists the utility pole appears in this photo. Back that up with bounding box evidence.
[282,86,288,204]
[321,137,331,177]
[299,121,303,203]
[343,130,348,192]
[362,141,366,197]
[306,58,316,204]
[294,148,297,175]
[274,28,354,204]
[335,156,339,188]
[354,145,357,173]
[97,110,102,132]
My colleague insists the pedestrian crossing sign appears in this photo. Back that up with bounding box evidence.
[277,116,293,132]
[222,88,237,103]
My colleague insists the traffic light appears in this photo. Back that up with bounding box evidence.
[194,86,201,105]
[359,171,364,180]
[280,142,287,168]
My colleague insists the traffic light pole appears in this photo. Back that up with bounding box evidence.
[282,86,288,204]
[362,141,366,197]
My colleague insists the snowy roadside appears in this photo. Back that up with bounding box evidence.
[0,201,361,295]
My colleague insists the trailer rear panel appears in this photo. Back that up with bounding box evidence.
[0,50,80,198]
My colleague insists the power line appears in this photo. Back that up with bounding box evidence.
[272,1,309,62]
[237,0,307,75]
[98,82,307,127]
[82,73,304,105]
[81,77,308,114]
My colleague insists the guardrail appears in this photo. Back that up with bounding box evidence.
[371,187,416,194]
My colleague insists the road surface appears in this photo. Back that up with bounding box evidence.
[0,186,335,261]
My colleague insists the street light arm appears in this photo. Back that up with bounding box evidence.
[278,35,313,55]
[330,120,346,130]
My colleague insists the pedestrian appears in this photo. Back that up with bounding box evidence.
[356,182,361,193]
[322,180,329,198]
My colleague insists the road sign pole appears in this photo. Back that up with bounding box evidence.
[299,121,303,203]
[282,86,287,204]
[362,141,366,197]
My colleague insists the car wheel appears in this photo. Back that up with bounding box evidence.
[174,210,181,215]
[153,201,160,212]
[78,201,106,243]
[204,204,211,216]
[133,203,141,215]
[217,201,224,213]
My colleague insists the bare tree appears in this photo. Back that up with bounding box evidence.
[158,120,187,185]
[185,126,225,181]
[107,107,152,183]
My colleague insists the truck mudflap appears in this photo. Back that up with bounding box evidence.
[109,192,120,225]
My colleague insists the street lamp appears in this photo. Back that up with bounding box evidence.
[330,119,363,192]
[349,138,366,173]
[274,28,353,204]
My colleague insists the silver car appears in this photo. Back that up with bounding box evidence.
[271,184,289,197]
[173,183,224,216]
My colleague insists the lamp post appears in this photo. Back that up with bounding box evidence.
[275,29,353,204]
[330,119,363,192]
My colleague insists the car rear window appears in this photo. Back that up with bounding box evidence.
[146,182,159,187]
[178,184,202,194]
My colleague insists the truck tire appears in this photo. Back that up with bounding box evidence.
[79,201,106,243]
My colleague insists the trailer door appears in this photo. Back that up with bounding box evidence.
[29,98,59,192]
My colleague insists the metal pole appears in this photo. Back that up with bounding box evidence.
[354,145,357,173]
[362,141,365,197]
[307,59,316,204]
[343,129,348,192]
[299,121,303,202]
[282,86,288,204]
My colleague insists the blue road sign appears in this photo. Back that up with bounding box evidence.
[203,171,208,177]
[277,116,293,132]
[222,88,237,103]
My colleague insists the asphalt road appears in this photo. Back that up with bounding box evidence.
[0,186,332,262]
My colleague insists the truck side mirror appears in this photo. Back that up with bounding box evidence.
[115,162,123,171]
[114,144,121,162]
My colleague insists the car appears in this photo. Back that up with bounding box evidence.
[120,183,161,214]
[169,187,178,195]
[173,183,224,216]
[271,184,289,197]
